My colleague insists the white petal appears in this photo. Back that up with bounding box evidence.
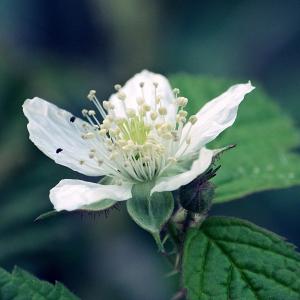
[151,148,213,194]
[50,179,133,211]
[109,70,176,123]
[23,97,107,176]
[177,82,255,156]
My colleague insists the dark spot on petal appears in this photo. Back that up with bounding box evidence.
[70,116,76,122]
[56,148,63,154]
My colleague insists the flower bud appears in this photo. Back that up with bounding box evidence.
[179,181,214,214]
[179,166,220,214]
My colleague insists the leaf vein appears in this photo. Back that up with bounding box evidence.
[203,234,262,300]
[214,239,300,263]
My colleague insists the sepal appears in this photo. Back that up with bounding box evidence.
[127,182,174,238]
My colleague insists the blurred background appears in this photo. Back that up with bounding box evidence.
[0,0,299,299]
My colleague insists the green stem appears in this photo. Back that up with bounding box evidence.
[167,221,181,250]
[152,231,165,253]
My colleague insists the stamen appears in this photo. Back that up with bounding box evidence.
[87,90,107,119]
[79,82,194,182]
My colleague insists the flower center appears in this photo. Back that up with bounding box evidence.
[116,116,150,145]
[80,82,197,182]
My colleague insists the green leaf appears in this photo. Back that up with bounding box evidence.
[126,183,174,234]
[183,216,300,300]
[0,266,79,299]
[170,75,300,203]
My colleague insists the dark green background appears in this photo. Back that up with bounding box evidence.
[0,1,299,299]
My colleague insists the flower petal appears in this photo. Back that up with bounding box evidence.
[177,82,255,156]
[151,148,213,194]
[23,97,107,176]
[109,70,176,123]
[50,179,133,211]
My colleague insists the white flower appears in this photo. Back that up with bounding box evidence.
[23,70,254,212]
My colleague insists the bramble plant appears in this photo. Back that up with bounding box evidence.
[3,71,298,300]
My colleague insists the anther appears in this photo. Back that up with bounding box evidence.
[158,107,167,116]
[142,104,151,112]
[107,115,114,122]
[108,102,115,110]
[81,109,88,116]
[150,112,158,121]
[153,82,159,88]
[103,101,109,110]
[56,148,63,154]
[177,97,188,107]
[102,119,111,128]
[155,96,161,104]
[171,131,179,141]
[173,88,180,95]
[88,110,96,116]
[70,116,76,122]
[139,82,144,88]
[178,110,188,117]
[189,115,197,124]
[87,90,96,100]
[117,91,126,101]
[85,132,95,139]
[99,129,107,136]
[114,84,122,91]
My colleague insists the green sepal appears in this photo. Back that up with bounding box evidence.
[80,176,117,211]
[126,182,174,235]
[35,210,59,221]
[81,199,116,211]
